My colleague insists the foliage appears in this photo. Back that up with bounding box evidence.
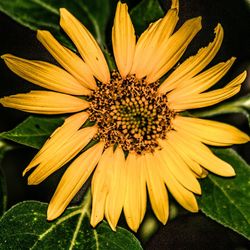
[0,0,249,248]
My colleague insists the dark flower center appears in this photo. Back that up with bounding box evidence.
[89,71,175,154]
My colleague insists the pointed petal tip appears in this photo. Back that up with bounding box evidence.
[59,8,69,23]
[230,56,236,62]
[191,205,199,213]
[129,225,139,233]
[47,210,57,221]
[184,16,202,31]
[159,216,168,225]
[224,167,236,177]
[215,23,223,31]
[37,29,49,37]
[90,216,101,228]
[59,7,67,14]
[27,177,38,185]
[241,70,247,80]
[107,221,117,232]
[193,16,202,24]
[47,202,63,221]
[195,185,202,195]
[1,54,11,60]
[22,168,29,177]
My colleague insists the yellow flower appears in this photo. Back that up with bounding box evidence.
[0,0,249,232]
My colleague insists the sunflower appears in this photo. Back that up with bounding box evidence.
[0,0,249,232]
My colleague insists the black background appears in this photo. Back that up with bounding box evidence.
[0,0,249,249]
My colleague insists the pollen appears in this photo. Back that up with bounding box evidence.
[89,71,175,154]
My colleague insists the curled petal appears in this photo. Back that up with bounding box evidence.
[146,17,202,83]
[131,8,178,79]
[159,23,224,93]
[169,71,247,111]
[168,57,236,98]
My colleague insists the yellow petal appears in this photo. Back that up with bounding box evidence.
[90,146,114,228]
[112,2,136,78]
[171,0,179,12]
[105,146,126,231]
[157,140,201,194]
[169,131,235,176]
[47,141,105,220]
[130,8,178,79]
[146,17,202,83]
[60,8,110,83]
[159,24,223,94]
[37,30,97,90]
[168,57,235,98]
[23,112,89,175]
[144,153,169,224]
[154,152,198,212]
[28,126,98,185]
[1,54,91,95]
[124,152,147,232]
[169,71,247,111]
[162,135,204,176]
[173,116,250,146]
[0,91,89,114]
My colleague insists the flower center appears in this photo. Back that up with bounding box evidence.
[89,71,175,154]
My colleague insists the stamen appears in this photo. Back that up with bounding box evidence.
[89,71,175,154]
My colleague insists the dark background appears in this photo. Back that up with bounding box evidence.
[0,0,249,249]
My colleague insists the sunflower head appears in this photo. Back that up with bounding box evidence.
[0,0,249,232]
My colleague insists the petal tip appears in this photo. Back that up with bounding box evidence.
[90,217,99,228]
[215,23,223,31]
[1,54,10,60]
[47,210,57,221]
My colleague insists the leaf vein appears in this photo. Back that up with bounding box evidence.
[209,176,250,224]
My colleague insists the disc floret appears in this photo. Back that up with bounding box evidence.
[89,71,175,154]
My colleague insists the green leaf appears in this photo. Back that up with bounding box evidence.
[198,148,250,240]
[0,116,64,149]
[0,0,112,49]
[130,0,164,35]
[192,94,250,127]
[0,191,142,250]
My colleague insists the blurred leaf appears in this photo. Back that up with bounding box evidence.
[130,0,164,35]
[0,116,64,149]
[193,94,250,127]
[199,148,250,240]
[0,167,6,217]
[0,191,142,249]
[0,141,12,216]
[0,0,112,49]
